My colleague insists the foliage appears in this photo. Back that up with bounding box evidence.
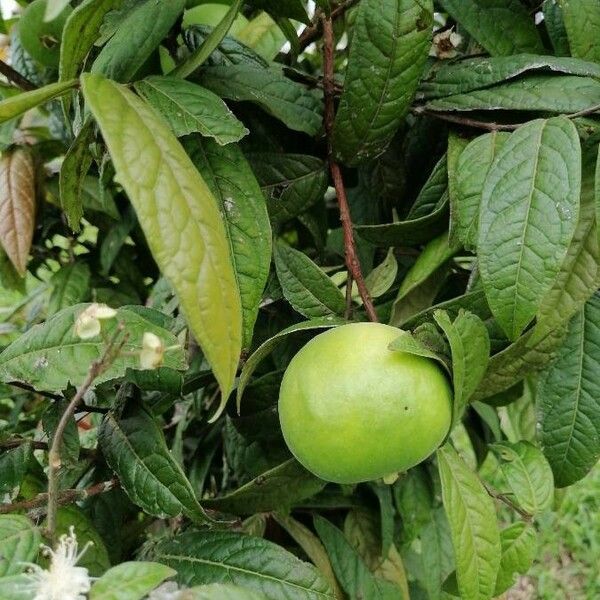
[0,0,598,598]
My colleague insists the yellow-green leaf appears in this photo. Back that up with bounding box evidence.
[81,73,242,406]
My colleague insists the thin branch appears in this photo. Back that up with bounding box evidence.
[566,102,600,119]
[7,381,63,400]
[46,325,128,541]
[484,482,533,522]
[411,107,522,131]
[0,59,36,91]
[321,16,378,322]
[0,438,97,458]
[345,272,354,318]
[0,478,119,517]
[297,0,360,54]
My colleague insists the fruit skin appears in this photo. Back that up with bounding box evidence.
[18,0,72,69]
[278,322,452,484]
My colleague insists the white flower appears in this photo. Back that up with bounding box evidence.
[74,304,117,340]
[147,581,181,600]
[431,29,463,59]
[23,527,92,600]
[140,332,165,370]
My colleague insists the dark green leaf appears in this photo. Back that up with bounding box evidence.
[494,523,537,596]
[561,0,600,63]
[0,444,31,496]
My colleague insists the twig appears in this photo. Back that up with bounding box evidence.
[0,478,119,517]
[411,107,522,131]
[0,438,97,458]
[0,59,36,91]
[7,381,63,400]
[484,482,533,522]
[46,325,128,541]
[566,102,600,119]
[345,272,354,318]
[321,16,378,322]
[297,0,360,54]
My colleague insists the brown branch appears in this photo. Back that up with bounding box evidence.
[297,0,360,54]
[484,482,533,522]
[411,107,522,131]
[0,478,119,517]
[0,438,97,458]
[322,16,378,323]
[0,59,36,91]
[46,325,128,541]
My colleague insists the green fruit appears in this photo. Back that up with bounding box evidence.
[278,322,452,484]
[18,0,72,69]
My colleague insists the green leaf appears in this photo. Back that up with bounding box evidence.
[0,304,185,392]
[490,441,554,514]
[439,0,543,56]
[48,262,91,315]
[392,465,434,543]
[453,132,510,251]
[59,0,123,109]
[100,206,136,276]
[0,574,32,600]
[91,0,185,82]
[59,119,95,232]
[273,513,343,599]
[90,561,176,600]
[183,136,271,350]
[246,153,327,230]
[388,329,449,373]
[237,12,287,61]
[45,0,71,21]
[478,117,581,340]
[248,0,309,23]
[534,143,599,340]
[0,79,77,124]
[274,242,346,319]
[182,585,269,600]
[173,0,244,78]
[425,75,600,114]
[314,516,400,600]
[81,73,242,403]
[433,310,490,424]
[0,444,32,496]
[362,249,398,301]
[472,324,567,402]
[494,523,537,596]
[134,77,247,144]
[53,506,111,576]
[408,154,448,219]
[150,530,335,599]
[561,0,600,63]
[205,459,325,515]
[332,0,433,166]
[236,316,345,409]
[200,65,323,136]
[99,406,211,523]
[419,53,600,99]
[538,293,600,486]
[0,515,40,577]
[355,195,449,247]
[447,133,469,248]
[437,444,501,600]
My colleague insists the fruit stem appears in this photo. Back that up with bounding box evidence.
[321,15,378,323]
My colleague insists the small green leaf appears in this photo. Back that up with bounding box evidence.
[236,316,346,410]
[135,77,248,144]
[388,329,448,373]
[200,65,323,136]
[0,304,186,392]
[0,515,40,576]
[561,0,600,63]
[91,0,185,82]
[332,0,433,165]
[439,0,543,56]
[453,132,510,251]
[274,242,346,319]
[494,523,537,596]
[205,459,325,515]
[149,530,335,599]
[246,153,328,230]
[81,73,242,403]
[437,444,501,600]
[490,441,554,514]
[90,562,176,600]
[0,79,77,124]
[314,516,400,600]
[48,263,91,315]
[362,249,398,301]
[0,444,32,496]
[538,293,600,487]
[433,310,490,424]
[99,406,211,523]
[478,117,581,340]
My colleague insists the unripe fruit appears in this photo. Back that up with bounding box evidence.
[19,0,72,69]
[278,322,452,484]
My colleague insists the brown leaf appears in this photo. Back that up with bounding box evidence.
[0,148,35,276]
